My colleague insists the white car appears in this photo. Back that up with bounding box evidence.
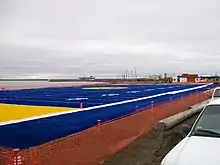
[212,87,220,99]
[161,99,220,165]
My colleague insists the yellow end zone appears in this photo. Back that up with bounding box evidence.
[0,104,77,122]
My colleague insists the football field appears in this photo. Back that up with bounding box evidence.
[0,83,215,149]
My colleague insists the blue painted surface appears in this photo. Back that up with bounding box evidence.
[0,84,208,108]
[0,84,216,149]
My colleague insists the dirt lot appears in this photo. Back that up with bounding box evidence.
[103,114,198,165]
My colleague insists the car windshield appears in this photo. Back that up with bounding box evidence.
[191,105,220,137]
[213,89,220,97]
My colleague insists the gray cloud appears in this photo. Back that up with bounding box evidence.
[1,0,220,78]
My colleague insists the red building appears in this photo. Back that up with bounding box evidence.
[181,74,199,83]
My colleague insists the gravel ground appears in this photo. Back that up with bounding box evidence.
[103,114,198,165]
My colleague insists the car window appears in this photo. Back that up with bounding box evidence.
[191,105,220,137]
[213,89,220,97]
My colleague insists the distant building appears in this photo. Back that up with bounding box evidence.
[172,73,219,83]
[148,75,160,80]
[172,77,178,83]
[199,75,219,82]
[180,74,199,83]
[79,76,95,81]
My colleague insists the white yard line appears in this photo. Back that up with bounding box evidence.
[0,84,211,126]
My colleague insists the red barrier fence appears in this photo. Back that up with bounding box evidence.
[0,91,212,165]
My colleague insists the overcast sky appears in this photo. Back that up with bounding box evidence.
[1,0,220,78]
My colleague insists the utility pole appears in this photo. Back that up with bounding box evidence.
[134,68,137,81]
[122,72,125,80]
[131,69,133,81]
[127,70,130,80]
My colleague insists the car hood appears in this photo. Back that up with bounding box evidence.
[163,136,220,165]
